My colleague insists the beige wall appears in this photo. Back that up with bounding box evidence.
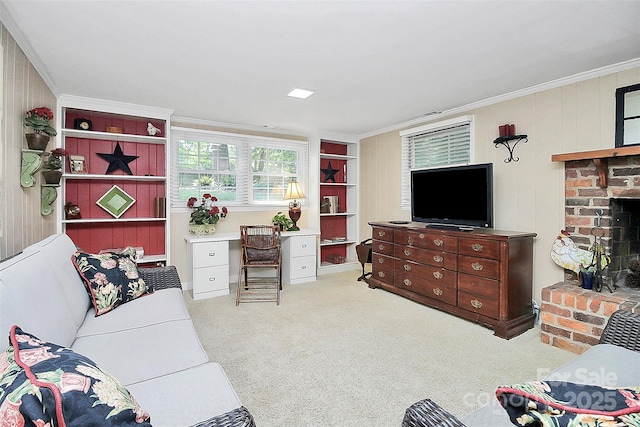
[0,22,57,259]
[359,67,640,303]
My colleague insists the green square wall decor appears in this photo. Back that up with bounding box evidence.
[96,185,135,218]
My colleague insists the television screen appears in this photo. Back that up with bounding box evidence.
[411,163,493,228]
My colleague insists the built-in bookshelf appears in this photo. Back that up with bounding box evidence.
[318,139,359,273]
[57,96,173,265]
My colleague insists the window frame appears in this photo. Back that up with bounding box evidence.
[399,115,474,210]
[171,127,308,210]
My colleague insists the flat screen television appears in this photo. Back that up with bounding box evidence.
[411,163,493,228]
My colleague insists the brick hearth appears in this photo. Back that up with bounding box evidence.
[541,281,640,354]
[543,150,640,353]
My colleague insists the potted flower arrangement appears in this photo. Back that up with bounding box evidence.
[187,194,228,235]
[24,107,57,151]
[41,148,69,185]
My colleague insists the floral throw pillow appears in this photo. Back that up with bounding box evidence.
[72,248,154,316]
[0,325,151,426]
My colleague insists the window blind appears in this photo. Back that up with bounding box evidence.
[400,117,472,210]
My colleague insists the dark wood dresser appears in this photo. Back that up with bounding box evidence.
[367,221,537,339]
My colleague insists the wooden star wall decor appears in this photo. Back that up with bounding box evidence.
[321,161,340,183]
[97,142,139,175]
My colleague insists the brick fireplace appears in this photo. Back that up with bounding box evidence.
[542,148,640,354]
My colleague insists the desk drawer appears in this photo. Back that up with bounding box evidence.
[394,261,456,287]
[458,255,500,279]
[395,271,456,306]
[459,238,500,260]
[372,227,393,242]
[193,265,229,293]
[288,255,316,280]
[288,235,316,257]
[394,245,457,270]
[193,241,228,268]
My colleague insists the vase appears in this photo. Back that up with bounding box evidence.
[42,170,62,185]
[188,224,216,236]
[25,133,50,151]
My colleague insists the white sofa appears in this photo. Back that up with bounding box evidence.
[0,233,254,427]
[402,309,640,426]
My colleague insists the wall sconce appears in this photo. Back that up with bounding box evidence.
[494,124,528,163]
[284,178,305,231]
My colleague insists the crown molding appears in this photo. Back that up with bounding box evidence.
[359,57,640,140]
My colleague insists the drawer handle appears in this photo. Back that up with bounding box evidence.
[302,244,307,248]
[419,233,425,239]
[378,244,385,250]
[209,277,216,281]
[433,288,443,296]
[404,264,412,271]
[472,243,483,252]
[472,262,484,271]
[378,258,385,264]
[378,231,386,237]
[378,271,386,278]
[408,236,413,246]
[433,255,443,263]
[470,299,482,309]
[403,279,412,287]
[208,252,216,257]
[433,271,443,279]
[434,239,444,247]
[302,266,306,269]
[404,249,411,256]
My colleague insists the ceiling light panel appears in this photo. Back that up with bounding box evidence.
[287,88,314,99]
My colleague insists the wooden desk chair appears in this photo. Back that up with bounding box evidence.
[236,225,282,305]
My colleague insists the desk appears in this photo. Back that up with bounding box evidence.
[185,229,318,300]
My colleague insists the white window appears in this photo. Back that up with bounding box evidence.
[171,127,307,208]
[400,115,473,209]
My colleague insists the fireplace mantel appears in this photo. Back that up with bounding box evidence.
[552,146,640,188]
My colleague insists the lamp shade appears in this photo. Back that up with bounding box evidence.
[284,180,305,200]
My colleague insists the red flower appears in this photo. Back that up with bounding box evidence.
[222,207,228,214]
[210,206,220,215]
[187,197,197,208]
[203,193,211,199]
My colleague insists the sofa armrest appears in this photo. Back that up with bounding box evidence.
[138,265,183,291]
[190,406,256,427]
[402,398,466,427]
[599,309,640,352]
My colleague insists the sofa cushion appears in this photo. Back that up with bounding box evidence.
[0,250,78,350]
[72,249,153,316]
[31,233,91,328]
[77,288,190,338]
[71,319,209,386]
[127,363,243,427]
[0,325,151,426]
[545,343,640,387]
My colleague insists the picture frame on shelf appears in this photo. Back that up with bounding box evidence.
[96,185,136,218]
[69,155,87,174]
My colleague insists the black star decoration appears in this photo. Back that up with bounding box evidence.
[321,161,340,183]
[97,142,139,175]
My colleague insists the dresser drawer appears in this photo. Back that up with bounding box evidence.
[458,290,499,319]
[394,245,457,270]
[395,271,457,306]
[372,253,394,270]
[372,239,394,256]
[458,238,500,260]
[287,235,316,257]
[457,272,499,299]
[458,255,500,279]
[372,227,393,242]
[395,230,458,252]
[193,241,229,268]
[394,261,456,287]
[193,265,229,294]
[288,255,316,280]
[372,265,394,282]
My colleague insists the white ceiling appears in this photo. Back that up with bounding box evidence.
[3,1,640,136]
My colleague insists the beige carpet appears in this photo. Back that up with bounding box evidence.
[184,270,574,426]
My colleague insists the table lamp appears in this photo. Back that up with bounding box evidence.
[284,178,305,231]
